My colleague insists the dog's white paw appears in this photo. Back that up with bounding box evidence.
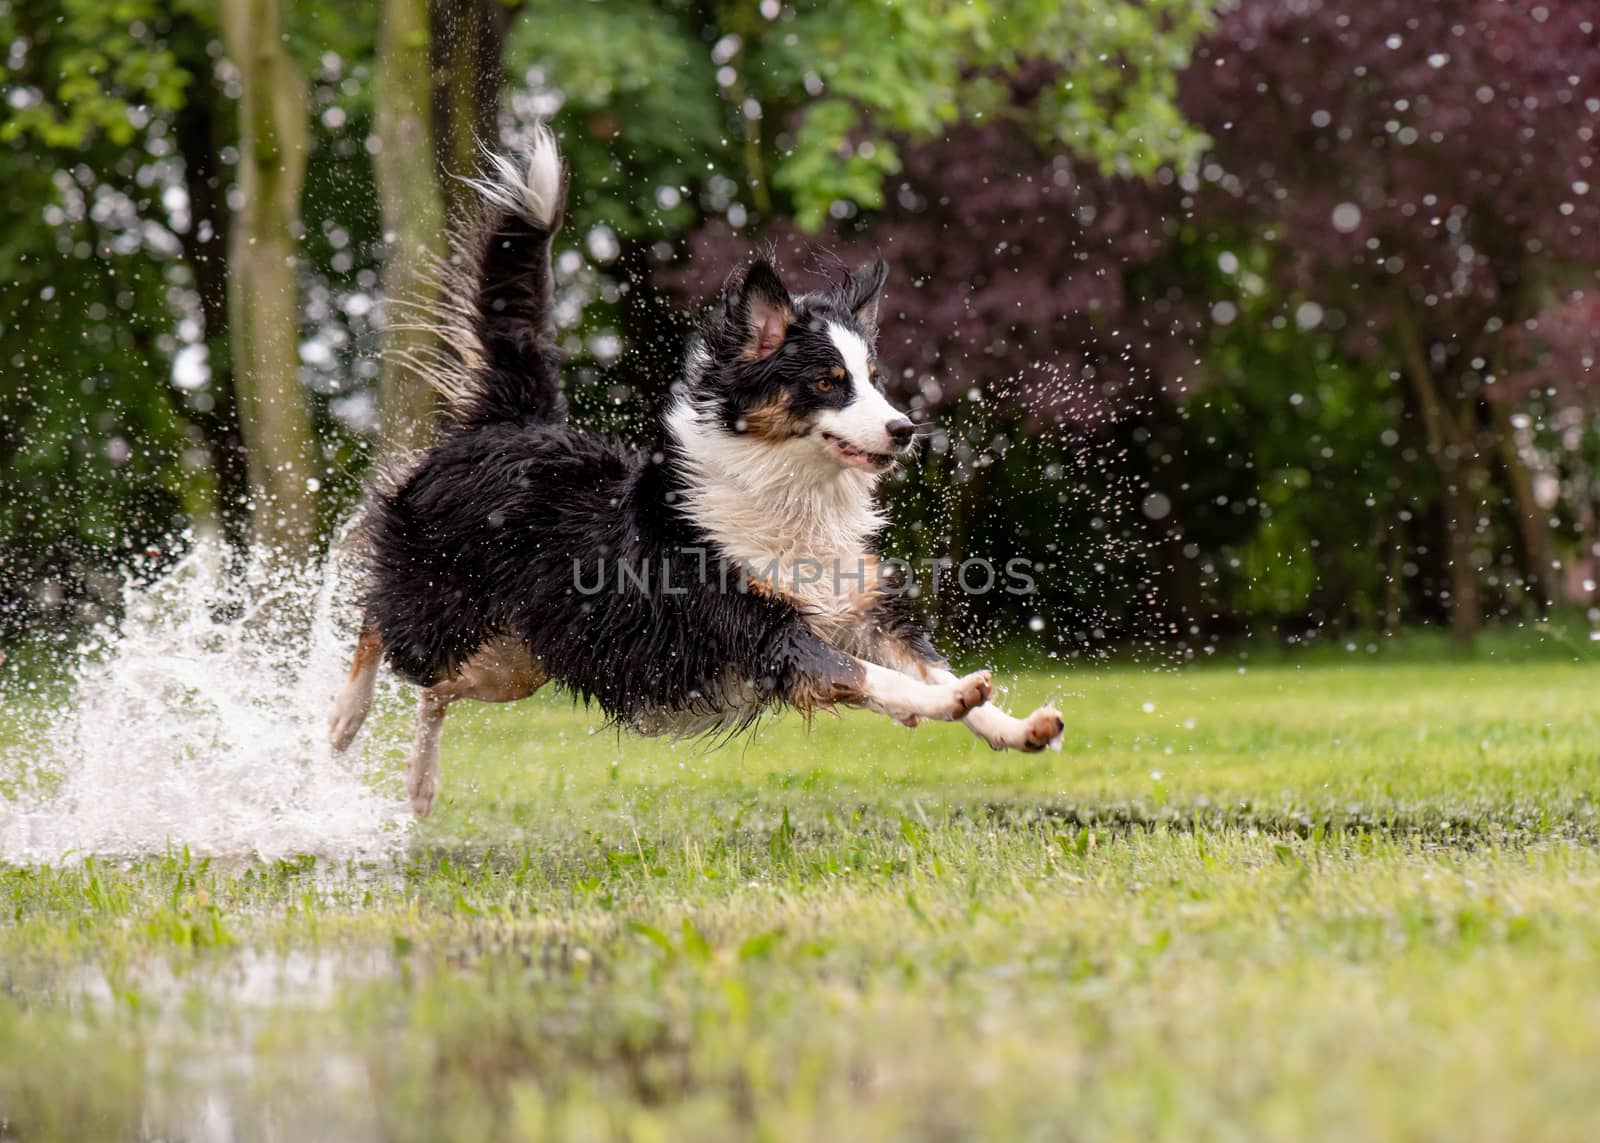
[1019,704,1065,752]
[947,670,993,720]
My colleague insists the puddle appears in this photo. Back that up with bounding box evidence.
[63,946,395,1143]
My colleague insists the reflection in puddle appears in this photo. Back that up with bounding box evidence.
[64,947,395,1142]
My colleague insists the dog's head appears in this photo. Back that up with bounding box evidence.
[683,256,914,475]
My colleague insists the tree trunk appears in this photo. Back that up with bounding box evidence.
[219,0,318,564]
[1440,459,1483,646]
[1490,401,1555,615]
[1146,402,1206,637]
[1383,530,1405,632]
[375,0,448,454]
[170,16,251,568]
[431,0,520,221]
[1394,305,1482,644]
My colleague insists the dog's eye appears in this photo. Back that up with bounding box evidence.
[816,377,834,393]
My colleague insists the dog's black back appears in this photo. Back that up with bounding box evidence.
[361,131,852,726]
[365,417,832,721]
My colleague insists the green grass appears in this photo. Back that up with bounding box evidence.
[3,653,1600,1140]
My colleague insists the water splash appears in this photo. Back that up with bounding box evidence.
[0,538,411,864]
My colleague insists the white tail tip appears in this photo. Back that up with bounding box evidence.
[466,124,563,229]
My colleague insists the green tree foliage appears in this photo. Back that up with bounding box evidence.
[756,0,1209,228]
[1,0,195,147]
[505,0,1212,478]
[9,0,1589,654]
[505,1,724,240]
[0,0,205,636]
[512,0,1210,232]
[1,0,384,631]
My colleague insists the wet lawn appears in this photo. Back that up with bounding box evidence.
[4,650,1600,1140]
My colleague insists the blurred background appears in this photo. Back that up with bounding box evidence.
[2,0,1597,658]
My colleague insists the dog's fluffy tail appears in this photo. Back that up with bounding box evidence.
[407,124,568,429]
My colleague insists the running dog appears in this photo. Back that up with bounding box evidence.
[329,127,1063,816]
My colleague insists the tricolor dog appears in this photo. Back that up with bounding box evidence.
[330,127,1064,816]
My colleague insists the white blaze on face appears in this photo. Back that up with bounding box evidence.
[818,322,901,454]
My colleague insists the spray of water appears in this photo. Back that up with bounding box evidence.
[0,538,411,864]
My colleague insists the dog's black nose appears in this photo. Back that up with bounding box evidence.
[886,418,914,449]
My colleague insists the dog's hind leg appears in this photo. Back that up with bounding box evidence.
[403,637,548,818]
[405,686,453,819]
[329,623,383,752]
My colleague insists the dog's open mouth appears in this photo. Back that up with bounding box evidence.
[821,432,894,471]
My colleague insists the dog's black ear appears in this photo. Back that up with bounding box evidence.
[847,258,888,331]
[719,258,792,361]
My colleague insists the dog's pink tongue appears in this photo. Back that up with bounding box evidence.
[830,437,874,468]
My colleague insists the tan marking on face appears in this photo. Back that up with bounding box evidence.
[830,365,847,380]
[741,393,810,442]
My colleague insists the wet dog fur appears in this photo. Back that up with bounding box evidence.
[331,126,1063,816]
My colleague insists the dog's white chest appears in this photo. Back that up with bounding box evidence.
[712,517,880,642]
[664,399,888,639]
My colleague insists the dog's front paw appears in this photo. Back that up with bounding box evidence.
[1018,705,1065,752]
[948,670,993,719]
